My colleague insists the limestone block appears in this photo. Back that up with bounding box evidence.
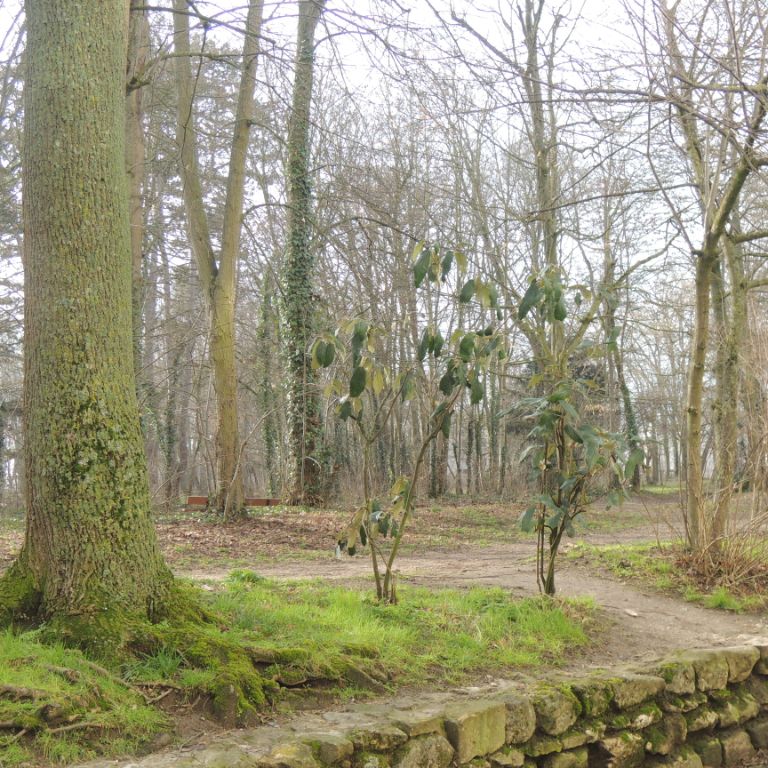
[719,647,760,684]
[710,689,760,728]
[571,679,615,718]
[496,692,536,744]
[608,702,663,731]
[755,646,768,675]
[653,660,697,695]
[522,734,563,757]
[489,747,526,767]
[302,734,354,765]
[389,707,445,738]
[689,733,723,768]
[540,747,588,768]
[684,706,719,733]
[743,675,768,705]
[719,729,756,767]
[644,746,703,768]
[443,700,506,764]
[533,686,581,735]
[660,692,708,714]
[644,713,688,755]
[350,725,408,752]
[745,716,768,749]
[354,755,389,768]
[610,674,666,709]
[263,742,320,768]
[677,652,729,692]
[560,720,606,750]
[393,734,454,768]
[591,731,645,768]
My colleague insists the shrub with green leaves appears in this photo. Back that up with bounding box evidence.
[513,268,643,595]
[314,242,504,603]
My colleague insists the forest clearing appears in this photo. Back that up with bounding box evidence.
[1,0,768,765]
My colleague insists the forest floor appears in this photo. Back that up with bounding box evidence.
[1,490,767,764]
[1,491,766,666]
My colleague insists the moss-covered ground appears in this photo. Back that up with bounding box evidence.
[0,575,596,766]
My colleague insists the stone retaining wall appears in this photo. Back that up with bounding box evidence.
[113,645,768,768]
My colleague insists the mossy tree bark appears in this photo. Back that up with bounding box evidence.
[0,0,172,626]
[126,0,149,388]
[283,0,327,505]
[173,0,264,518]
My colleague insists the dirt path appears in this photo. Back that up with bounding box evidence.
[181,537,768,674]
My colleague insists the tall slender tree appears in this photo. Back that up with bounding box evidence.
[173,0,264,517]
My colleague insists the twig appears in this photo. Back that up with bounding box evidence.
[47,721,104,735]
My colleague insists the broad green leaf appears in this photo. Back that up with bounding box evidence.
[440,410,451,438]
[470,376,484,405]
[400,371,416,402]
[554,299,567,321]
[440,250,454,280]
[320,341,336,367]
[411,241,424,262]
[418,329,430,362]
[518,280,541,319]
[338,400,353,421]
[564,424,583,444]
[519,506,536,533]
[439,367,456,395]
[459,333,475,362]
[311,340,327,370]
[459,279,476,304]
[413,247,431,288]
[349,366,367,397]
[352,320,368,341]
[432,331,445,357]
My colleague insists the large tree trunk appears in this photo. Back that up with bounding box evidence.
[284,0,326,504]
[0,0,170,625]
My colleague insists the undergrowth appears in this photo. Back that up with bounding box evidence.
[0,630,167,767]
[567,541,768,612]
[1,576,596,766]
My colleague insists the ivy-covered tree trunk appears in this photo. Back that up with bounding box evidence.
[0,0,171,626]
[283,0,326,505]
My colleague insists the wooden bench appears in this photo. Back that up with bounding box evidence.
[184,496,282,509]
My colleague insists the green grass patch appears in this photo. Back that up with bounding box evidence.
[568,542,767,612]
[1,577,596,764]
[642,484,682,496]
[0,629,168,767]
[211,573,594,685]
